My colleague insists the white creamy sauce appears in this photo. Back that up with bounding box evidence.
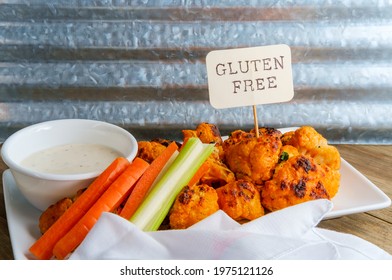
[21,143,122,174]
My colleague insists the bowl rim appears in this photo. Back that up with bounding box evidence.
[1,119,137,181]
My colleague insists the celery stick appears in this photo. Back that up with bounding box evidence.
[145,150,179,197]
[129,137,214,231]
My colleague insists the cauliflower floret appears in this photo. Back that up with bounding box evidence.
[261,155,330,212]
[281,126,341,198]
[222,128,282,184]
[284,126,340,170]
[199,156,236,188]
[182,122,223,145]
[39,188,85,234]
[216,180,264,221]
[137,141,167,164]
[169,184,219,229]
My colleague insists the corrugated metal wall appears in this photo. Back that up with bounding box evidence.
[1,0,392,143]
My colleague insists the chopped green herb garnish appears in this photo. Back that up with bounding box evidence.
[279,151,289,163]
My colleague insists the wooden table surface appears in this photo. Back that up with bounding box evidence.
[0,145,391,260]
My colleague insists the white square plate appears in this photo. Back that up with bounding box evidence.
[3,133,391,259]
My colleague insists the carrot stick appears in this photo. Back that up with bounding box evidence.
[52,157,149,260]
[29,157,130,260]
[119,141,179,220]
[187,161,209,187]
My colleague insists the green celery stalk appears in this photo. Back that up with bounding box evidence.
[129,137,214,231]
[145,150,179,197]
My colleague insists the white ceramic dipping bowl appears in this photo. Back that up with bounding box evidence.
[1,119,138,211]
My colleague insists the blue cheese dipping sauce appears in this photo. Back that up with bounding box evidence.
[20,143,122,174]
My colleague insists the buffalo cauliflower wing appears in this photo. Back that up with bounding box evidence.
[261,155,330,212]
[282,126,341,198]
[38,188,85,234]
[183,122,224,159]
[216,180,264,221]
[137,140,167,164]
[199,155,236,188]
[222,128,282,184]
[39,197,73,234]
[318,164,341,198]
[169,184,219,229]
[182,122,223,145]
[283,126,340,170]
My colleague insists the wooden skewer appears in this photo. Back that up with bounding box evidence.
[252,105,259,138]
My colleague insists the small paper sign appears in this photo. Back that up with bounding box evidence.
[206,44,294,109]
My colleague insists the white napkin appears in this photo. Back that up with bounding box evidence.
[70,199,391,260]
